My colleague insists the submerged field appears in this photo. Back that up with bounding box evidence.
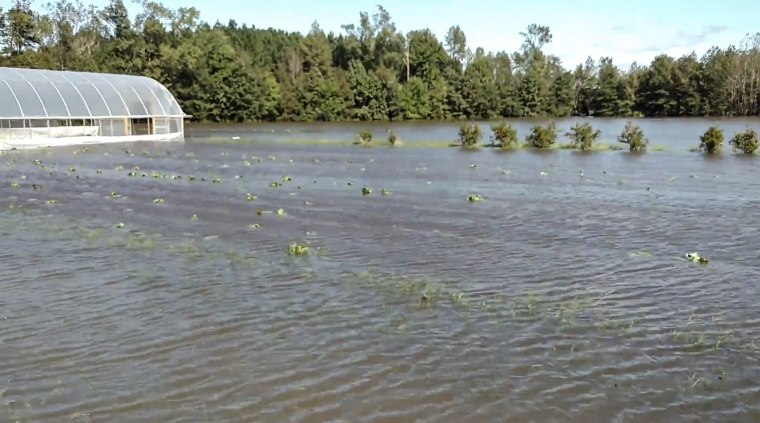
[2,121,760,422]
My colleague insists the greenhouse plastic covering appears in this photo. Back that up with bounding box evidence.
[0,67,184,119]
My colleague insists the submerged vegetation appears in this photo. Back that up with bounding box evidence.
[618,121,649,152]
[4,2,760,123]
[566,123,602,151]
[525,123,558,149]
[699,127,725,153]
[490,122,519,148]
[729,128,759,154]
[458,123,483,148]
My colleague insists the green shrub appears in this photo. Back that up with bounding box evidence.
[699,126,724,153]
[617,121,648,152]
[458,123,483,148]
[357,131,373,144]
[525,123,557,149]
[729,128,759,154]
[489,122,519,148]
[565,123,601,151]
[388,131,397,145]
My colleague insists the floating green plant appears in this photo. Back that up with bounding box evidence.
[212,177,221,183]
[685,252,709,264]
[282,175,292,182]
[68,167,76,172]
[116,222,125,229]
[249,223,260,229]
[45,199,59,205]
[275,208,287,217]
[347,181,353,186]
[362,186,372,195]
[127,171,137,177]
[269,181,282,188]
[10,182,19,189]
[188,175,196,181]
[288,242,309,255]
[381,188,391,196]
[468,194,483,202]
[96,169,103,174]
[190,214,198,221]
[246,193,257,202]
[153,198,164,204]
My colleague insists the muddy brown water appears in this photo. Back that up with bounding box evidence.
[2,119,760,422]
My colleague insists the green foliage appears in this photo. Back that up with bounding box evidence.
[489,122,518,148]
[525,123,557,149]
[357,131,373,144]
[458,123,483,148]
[565,123,601,150]
[617,121,649,152]
[729,128,759,154]
[699,126,724,153]
[1,4,760,121]
[388,131,397,145]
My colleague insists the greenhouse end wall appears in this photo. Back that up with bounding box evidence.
[0,67,186,151]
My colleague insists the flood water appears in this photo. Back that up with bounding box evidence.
[2,118,760,422]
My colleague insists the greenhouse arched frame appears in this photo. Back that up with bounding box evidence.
[0,66,187,150]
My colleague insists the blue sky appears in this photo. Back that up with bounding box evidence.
[88,0,759,70]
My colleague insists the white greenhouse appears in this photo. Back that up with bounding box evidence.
[0,66,187,150]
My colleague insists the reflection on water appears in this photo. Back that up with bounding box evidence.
[2,123,760,422]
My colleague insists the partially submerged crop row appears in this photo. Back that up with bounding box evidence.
[349,123,760,154]
[341,269,751,356]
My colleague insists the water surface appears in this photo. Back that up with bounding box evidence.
[2,119,760,422]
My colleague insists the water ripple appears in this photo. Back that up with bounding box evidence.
[1,138,759,422]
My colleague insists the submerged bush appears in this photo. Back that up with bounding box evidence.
[388,130,397,145]
[565,123,601,151]
[617,121,648,152]
[490,122,518,148]
[699,126,724,153]
[458,123,483,148]
[729,128,758,154]
[525,123,557,149]
[357,131,373,144]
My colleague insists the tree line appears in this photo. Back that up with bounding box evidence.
[2,0,760,122]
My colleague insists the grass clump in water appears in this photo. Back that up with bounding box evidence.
[355,131,373,145]
[288,242,309,256]
[729,128,758,154]
[618,121,648,152]
[467,194,483,202]
[362,186,372,195]
[685,252,709,264]
[525,123,557,149]
[699,126,724,154]
[490,122,519,148]
[458,123,482,149]
[565,122,601,151]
